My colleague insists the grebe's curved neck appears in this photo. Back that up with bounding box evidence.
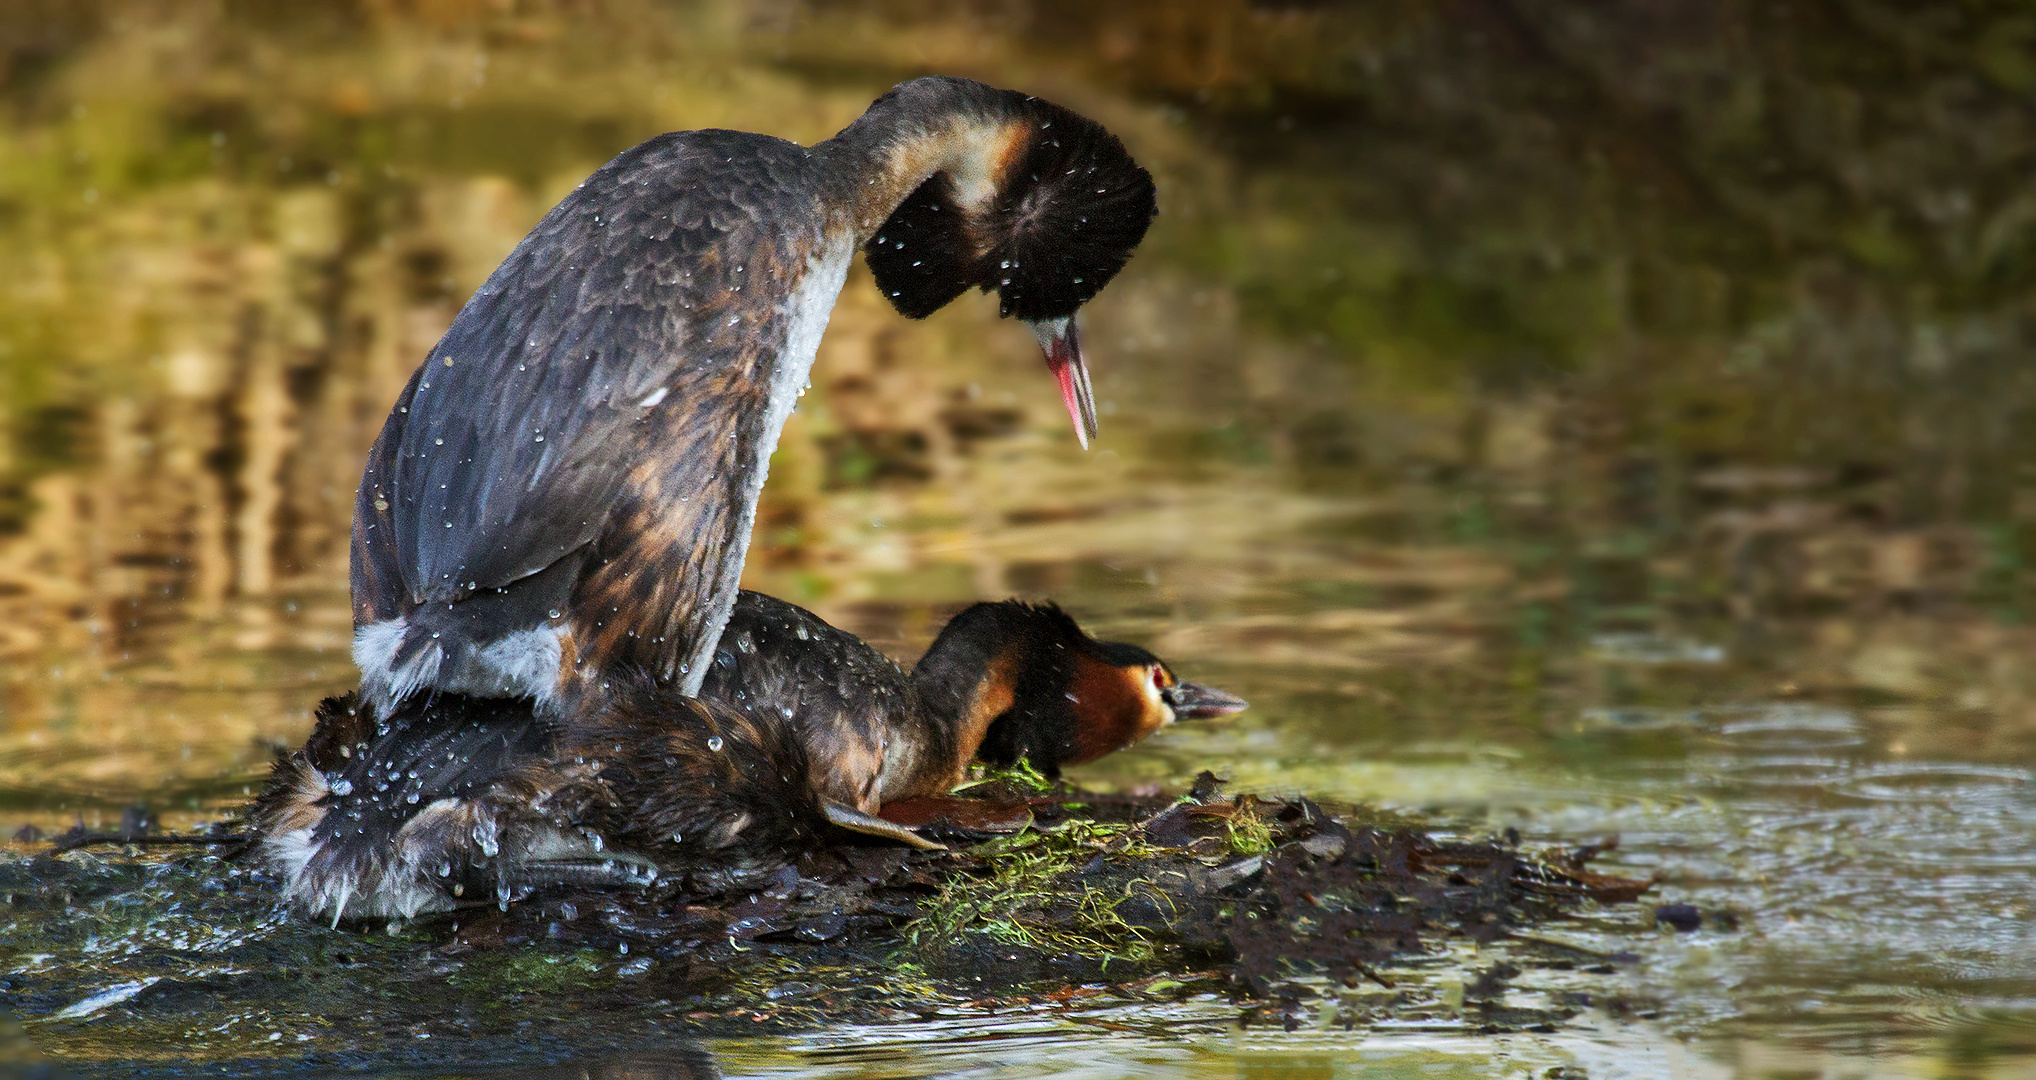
[819,76,1033,238]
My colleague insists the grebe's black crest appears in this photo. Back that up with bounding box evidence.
[863,94,1158,322]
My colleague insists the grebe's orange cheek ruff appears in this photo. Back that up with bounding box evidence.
[1061,654,1165,766]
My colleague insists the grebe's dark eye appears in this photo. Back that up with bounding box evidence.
[1151,666,1170,691]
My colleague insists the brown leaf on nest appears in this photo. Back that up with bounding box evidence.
[878,794,1039,833]
[1566,868,1655,903]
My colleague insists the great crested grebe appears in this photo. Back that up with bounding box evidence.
[248,592,1246,923]
[699,592,1247,816]
[346,76,1157,725]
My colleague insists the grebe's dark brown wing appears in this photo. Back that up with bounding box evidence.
[698,592,919,810]
[354,130,842,687]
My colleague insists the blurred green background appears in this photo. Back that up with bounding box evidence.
[9,0,2036,625]
[9,0,2036,760]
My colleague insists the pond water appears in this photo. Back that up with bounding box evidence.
[3,3,2035,1076]
[6,456,2032,1077]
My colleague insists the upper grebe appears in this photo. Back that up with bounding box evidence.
[346,77,1157,725]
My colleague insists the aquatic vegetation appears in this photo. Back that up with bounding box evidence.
[903,821,1159,968]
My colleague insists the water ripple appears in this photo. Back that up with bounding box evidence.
[1695,754,1852,788]
[1821,762,2033,805]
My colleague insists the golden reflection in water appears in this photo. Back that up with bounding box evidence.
[2,0,2036,820]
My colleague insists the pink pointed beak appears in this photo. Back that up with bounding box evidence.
[1027,316,1098,450]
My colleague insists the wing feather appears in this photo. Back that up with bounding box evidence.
[353,129,830,681]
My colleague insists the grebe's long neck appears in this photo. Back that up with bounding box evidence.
[875,656,1009,803]
[817,76,1033,239]
[877,604,1050,800]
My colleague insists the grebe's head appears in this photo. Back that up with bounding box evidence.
[864,91,1157,449]
[924,600,1245,777]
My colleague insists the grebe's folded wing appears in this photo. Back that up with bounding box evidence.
[355,133,830,695]
[378,136,765,595]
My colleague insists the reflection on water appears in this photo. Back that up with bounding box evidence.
[3,1,2036,1076]
[7,467,2033,1077]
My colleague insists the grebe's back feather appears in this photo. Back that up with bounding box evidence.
[246,678,852,921]
[561,677,833,885]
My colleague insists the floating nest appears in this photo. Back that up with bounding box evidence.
[4,773,1666,1064]
[425,772,1656,1032]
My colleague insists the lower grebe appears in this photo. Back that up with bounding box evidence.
[248,593,1244,924]
[700,592,1247,813]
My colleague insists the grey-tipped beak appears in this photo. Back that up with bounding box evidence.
[1028,316,1098,450]
[1162,682,1249,720]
